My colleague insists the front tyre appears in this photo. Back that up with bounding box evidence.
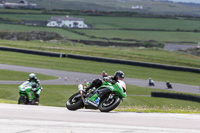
[66,92,84,111]
[99,96,121,112]
[18,96,28,104]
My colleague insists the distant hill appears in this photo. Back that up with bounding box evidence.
[2,0,200,16]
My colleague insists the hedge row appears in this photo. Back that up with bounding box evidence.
[151,92,200,102]
[0,31,62,41]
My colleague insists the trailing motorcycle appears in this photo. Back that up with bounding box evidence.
[166,81,173,89]
[66,80,127,112]
[149,82,155,86]
[18,81,39,105]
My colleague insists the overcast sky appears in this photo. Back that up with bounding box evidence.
[169,0,200,4]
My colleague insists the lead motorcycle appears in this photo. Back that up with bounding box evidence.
[18,81,40,105]
[66,80,127,112]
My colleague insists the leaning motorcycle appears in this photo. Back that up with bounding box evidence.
[66,80,127,112]
[18,81,39,105]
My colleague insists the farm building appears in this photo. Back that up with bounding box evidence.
[47,16,88,28]
[1,0,37,9]
[132,5,143,9]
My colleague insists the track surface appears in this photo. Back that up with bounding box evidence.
[0,103,200,133]
[0,64,199,94]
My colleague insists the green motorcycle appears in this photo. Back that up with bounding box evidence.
[66,80,127,112]
[18,81,39,105]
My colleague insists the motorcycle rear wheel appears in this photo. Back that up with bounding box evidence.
[99,95,120,112]
[66,92,84,111]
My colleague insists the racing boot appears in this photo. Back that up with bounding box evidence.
[35,94,39,105]
[35,98,39,105]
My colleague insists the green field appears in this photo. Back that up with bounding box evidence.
[1,12,200,43]
[0,14,58,21]
[0,51,200,86]
[0,24,90,40]
[1,14,200,30]
[2,0,200,16]
[0,69,57,81]
[0,84,200,113]
[0,20,199,43]
[81,16,200,30]
[0,40,199,69]
[75,29,200,42]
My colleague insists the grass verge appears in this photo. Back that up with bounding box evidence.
[0,39,199,68]
[0,84,200,113]
[0,69,58,81]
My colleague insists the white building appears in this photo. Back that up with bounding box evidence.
[132,5,143,9]
[197,42,200,48]
[47,16,88,28]
[3,0,37,9]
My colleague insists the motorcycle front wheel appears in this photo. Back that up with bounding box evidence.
[99,95,121,112]
[66,92,84,111]
[18,96,28,104]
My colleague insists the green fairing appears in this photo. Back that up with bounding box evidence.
[99,82,126,98]
[87,93,99,101]
[19,81,40,100]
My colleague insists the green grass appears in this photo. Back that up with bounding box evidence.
[0,9,43,14]
[1,14,200,30]
[0,14,59,21]
[0,39,199,69]
[83,16,200,30]
[2,0,200,16]
[0,84,200,113]
[0,51,200,86]
[1,21,200,44]
[1,13,200,43]
[75,29,200,42]
[0,69,57,81]
[0,99,17,104]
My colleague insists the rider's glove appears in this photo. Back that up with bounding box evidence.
[103,76,111,82]
[111,80,117,85]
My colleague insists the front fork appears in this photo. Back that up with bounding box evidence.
[105,93,114,102]
[78,84,86,104]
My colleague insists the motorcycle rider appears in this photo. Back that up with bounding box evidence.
[148,78,155,86]
[83,71,108,93]
[27,73,42,103]
[84,70,125,106]
[101,71,108,77]
[166,81,172,89]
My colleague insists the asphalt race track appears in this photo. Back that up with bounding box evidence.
[0,63,200,133]
[0,64,199,94]
[0,103,200,133]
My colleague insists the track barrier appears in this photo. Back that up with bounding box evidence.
[0,46,66,58]
[151,92,200,102]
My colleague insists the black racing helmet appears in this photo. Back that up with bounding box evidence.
[29,73,36,80]
[114,71,125,79]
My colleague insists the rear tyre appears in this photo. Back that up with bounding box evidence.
[99,95,121,112]
[66,92,84,111]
